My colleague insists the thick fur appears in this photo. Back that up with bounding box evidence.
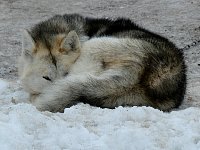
[18,14,186,112]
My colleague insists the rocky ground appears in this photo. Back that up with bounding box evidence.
[0,0,200,107]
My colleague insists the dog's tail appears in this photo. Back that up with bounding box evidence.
[141,44,186,111]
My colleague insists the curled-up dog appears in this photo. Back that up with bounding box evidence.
[18,14,186,112]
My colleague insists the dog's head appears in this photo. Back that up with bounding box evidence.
[18,30,80,94]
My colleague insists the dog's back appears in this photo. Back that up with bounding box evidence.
[83,16,186,110]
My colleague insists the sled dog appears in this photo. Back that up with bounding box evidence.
[18,14,186,112]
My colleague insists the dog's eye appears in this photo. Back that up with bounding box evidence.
[43,76,52,81]
[63,72,68,77]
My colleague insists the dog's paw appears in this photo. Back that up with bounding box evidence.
[31,96,64,113]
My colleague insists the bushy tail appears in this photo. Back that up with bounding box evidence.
[141,47,186,111]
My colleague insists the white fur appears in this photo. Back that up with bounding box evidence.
[22,30,35,54]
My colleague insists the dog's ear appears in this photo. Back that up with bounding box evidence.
[22,29,36,57]
[60,30,80,53]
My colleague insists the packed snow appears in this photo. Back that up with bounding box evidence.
[0,79,200,150]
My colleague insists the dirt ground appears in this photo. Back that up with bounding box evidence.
[0,0,199,108]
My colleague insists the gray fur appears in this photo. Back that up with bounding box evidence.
[18,14,186,112]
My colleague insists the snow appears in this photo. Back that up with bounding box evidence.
[0,78,200,150]
[0,80,8,91]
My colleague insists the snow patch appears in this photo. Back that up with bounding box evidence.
[0,78,200,150]
[0,79,8,91]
